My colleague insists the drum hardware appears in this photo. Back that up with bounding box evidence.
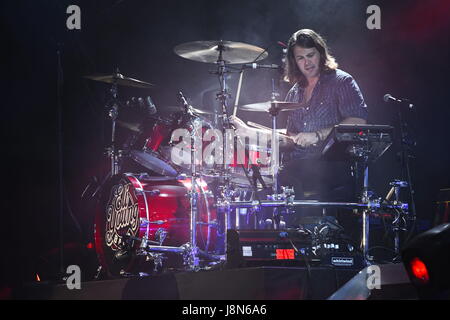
[384,180,410,260]
[175,39,281,243]
[216,199,408,211]
[155,229,168,246]
[87,70,159,176]
[108,76,120,176]
[150,253,165,273]
[140,218,166,226]
[84,68,132,176]
[174,41,265,257]
[178,91,201,271]
[125,234,188,255]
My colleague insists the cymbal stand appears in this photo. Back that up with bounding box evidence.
[188,124,200,270]
[210,42,234,241]
[179,92,201,270]
[357,137,376,266]
[267,103,282,196]
[105,69,121,176]
[267,103,287,229]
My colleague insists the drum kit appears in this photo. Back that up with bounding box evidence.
[85,40,410,278]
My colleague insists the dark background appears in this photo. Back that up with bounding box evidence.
[2,0,450,288]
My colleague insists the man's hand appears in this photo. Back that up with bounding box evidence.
[229,115,249,132]
[292,132,319,147]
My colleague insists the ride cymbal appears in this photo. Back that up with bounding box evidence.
[174,40,268,64]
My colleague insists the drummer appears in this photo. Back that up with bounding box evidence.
[230,29,368,226]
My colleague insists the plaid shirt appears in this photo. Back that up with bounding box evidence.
[284,69,368,160]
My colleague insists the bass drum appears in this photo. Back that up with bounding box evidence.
[94,173,220,278]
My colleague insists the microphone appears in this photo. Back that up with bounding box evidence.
[383,94,414,109]
[242,63,281,70]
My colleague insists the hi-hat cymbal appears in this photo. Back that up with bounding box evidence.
[84,73,154,88]
[239,101,306,112]
[174,40,268,64]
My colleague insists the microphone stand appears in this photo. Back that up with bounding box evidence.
[57,45,65,279]
[397,106,417,240]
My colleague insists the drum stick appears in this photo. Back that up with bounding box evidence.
[247,121,293,139]
[233,70,244,117]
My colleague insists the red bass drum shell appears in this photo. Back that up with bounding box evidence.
[94,173,217,277]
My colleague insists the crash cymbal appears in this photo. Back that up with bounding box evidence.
[239,101,306,112]
[84,73,154,88]
[174,40,268,64]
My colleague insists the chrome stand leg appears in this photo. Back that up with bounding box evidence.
[362,209,371,266]
[361,164,372,266]
[188,178,200,271]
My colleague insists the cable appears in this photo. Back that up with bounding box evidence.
[287,234,313,299]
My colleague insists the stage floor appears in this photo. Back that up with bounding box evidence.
[14,264,417,300]
[14,266,361,300]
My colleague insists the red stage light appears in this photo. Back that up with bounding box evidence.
[410,257,430,283]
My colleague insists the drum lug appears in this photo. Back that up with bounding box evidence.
[140,218,166,226]
[155,228,168,245]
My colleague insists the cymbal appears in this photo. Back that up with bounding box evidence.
[84,73,154,88]
[239,101,305,112]
[174,40,268,64]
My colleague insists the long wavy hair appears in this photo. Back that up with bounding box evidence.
[284,29,338,86]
